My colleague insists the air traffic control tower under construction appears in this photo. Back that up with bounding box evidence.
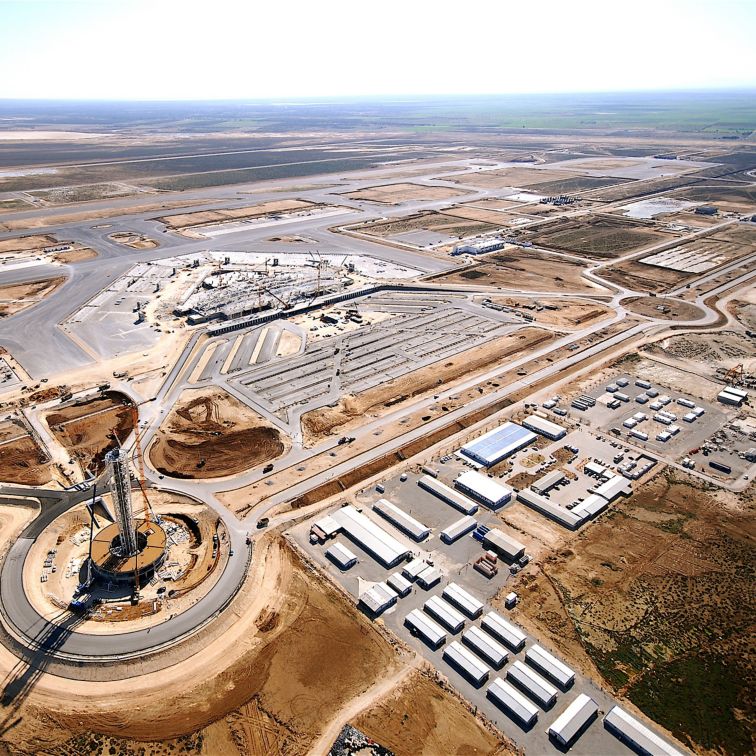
[91,447,167,586]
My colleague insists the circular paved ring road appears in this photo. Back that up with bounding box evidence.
[0,485,249,667]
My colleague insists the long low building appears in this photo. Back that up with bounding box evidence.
[604,706,684,756]
[455,470,513,509]
[373,498,430,542]
[532,469,566,495]
[526,644,575,689]
[517,488,585,530]
[424,595,466,634]
[548,693,598,748]
[418,475,478,515]
[444,641,490,686]
[487,677,539,727]
[482,528,526,561]
[387,571,412,597]
[331,505,411,567]
[462,625,508,669]
[440,515,477,544]
[481,611,527,651]
[570,493,609,520]
[460,422,537,467]
[325,541,358,570]
[405,608,446,649]
[507,660,558,708]
[522,414,567,440]
[592,476,632,502]
[359,581,398,615]
[443,582,484,618]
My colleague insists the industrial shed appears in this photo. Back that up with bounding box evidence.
[424,595,466,634]
[387,571,412,597]
[548,693,598,748]
[359,581,398,616]
[532,469,566,494]
[522,414,567,440]
[570,493,609,520]
[592,476,632,502]
[482,528,526,561]
[462,625,508,668]
[443,641,490,686]
[481,611,527,651]
[487,677,539,727]
[443,582,484,618]
[405,608,446,649]
[373,498,430,541]
[604,706,684,756]
[460,422,537,467]
[455,470,513,509]
[517,488,585,530]
[507,660,558,708]
[440,515,477,544]
[325,541,358,570]
[402,557,429,581]
[416,565,442,589]
[526,644,575,689]
[330,505,410,567]
[418,475,478,515]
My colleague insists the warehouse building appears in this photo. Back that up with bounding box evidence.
[532,469,566,495]
[440,515,477,544]
[418,475,478,515]
[462,625,508,669]
[416,565,442,589]
[443,582,484,618]
[548,693,599,748]
[425,595,466,633]
[325,541,358,570]
[487,678,539,727]
[517,488,585,530]
[482,528,526,561]
[718,386,748,406]
[402,557,429,581]
[444,641,491,686]
[455,471,513,509]
[570,493,609,520]
[405,609,446,649]
[522,414,567,440]
[359,581,398,616]
[373,498,430,541]
[592,476,632,502]
[481,611,527,651]
[507,660,559,708]
[387,571,412,597]
[526,644,575,689]
[452,237,507,256]
[460,422,537,467]
[604,706,684,756]
[330,505,410,567]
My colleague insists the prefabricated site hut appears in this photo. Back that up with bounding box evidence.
[604,706,684,756]
[330,504,410,568]
[522,414,567,440]
[481,611,527,652]
[325,541,358,570]
[372,498,430,542]
[481,528,526,562]
[487,678,539,728]
[418,475,478,515]
[455,470,513,509]
[525,644,575,689]
[460,422,537,467]
[548,693,599,748]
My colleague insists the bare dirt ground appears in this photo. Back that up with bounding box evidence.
[351,210,502,240]
[481,295,613,328]
[728,296,756,331]
[445,167,582,189]
[107,231,159,249]
[341,182,466,204]
[433,250,605,293]
[597,258,691,293]
[508,471,755,755]
[0,234,57,255]
[28,183,141,206]
[157,199,315,230]
[0,276,65,317]
[149,387,288,479]
[0,419,51,485]
[527,215,676,260]
[621,295,705,321]
[45,390,135,477]
[440,205,520,224]
[646,330,756,374]
[353,669,516,756]
[0,536,404,756]
[302,327,555,444]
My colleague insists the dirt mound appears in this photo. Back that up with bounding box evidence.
[0,434,51,485]
[150,388,288,479]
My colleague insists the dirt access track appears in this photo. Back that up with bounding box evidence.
[302,327,555,445]
[149,387,288,479]
[509,471,755,755]
[45,390,135,476]
[0,276,66,317]
[156,198,317,230]
[341,182,466,205]
[481,295,613,328]
[433,249,607,294]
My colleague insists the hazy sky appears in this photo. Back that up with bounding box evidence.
[1,0,755,100]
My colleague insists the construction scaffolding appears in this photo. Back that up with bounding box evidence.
[105,447,138,557]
